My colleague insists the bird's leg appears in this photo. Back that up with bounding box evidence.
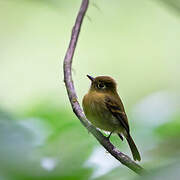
[107,131,114,140]
[118,133,124,141]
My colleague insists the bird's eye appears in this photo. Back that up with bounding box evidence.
[97,83,106,89]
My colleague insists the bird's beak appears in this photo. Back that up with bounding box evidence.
[87,75,94,82]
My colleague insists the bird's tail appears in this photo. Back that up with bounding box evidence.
[126,134,141,161]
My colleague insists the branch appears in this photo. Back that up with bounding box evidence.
[63,0,144,175]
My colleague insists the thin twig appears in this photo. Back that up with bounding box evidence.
[63,0,144,175]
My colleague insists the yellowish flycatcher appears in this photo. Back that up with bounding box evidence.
[82,75,141,161]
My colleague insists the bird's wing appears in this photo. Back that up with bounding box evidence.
[105,96,130,134]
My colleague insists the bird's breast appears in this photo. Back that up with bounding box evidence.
[83,92,122,132]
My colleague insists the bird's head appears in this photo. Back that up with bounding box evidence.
[87,75,117,93]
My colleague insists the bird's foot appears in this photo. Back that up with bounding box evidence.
[106,131,113,140]
[118,133,124,141]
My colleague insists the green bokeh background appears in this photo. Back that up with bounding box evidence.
[1,0,180,179]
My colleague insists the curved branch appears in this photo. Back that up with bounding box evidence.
[63,0,144,175]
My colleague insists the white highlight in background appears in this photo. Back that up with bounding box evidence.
[85,146,120,179]
[41,157,58,171]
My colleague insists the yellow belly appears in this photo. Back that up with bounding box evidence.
[83,94,123,133]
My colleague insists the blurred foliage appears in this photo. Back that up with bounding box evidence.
[136,160,180,180]
[155,115,180,138]
[0,107,95,180]
[152,115,180,159]
[21,101,78,137]
[157,0,180,16]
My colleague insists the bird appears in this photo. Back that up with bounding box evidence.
[82,75,141,161]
